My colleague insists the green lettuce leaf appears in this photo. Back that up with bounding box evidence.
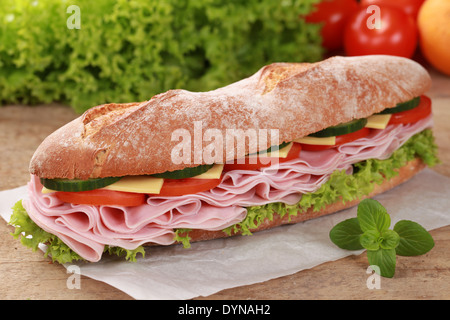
[0,0,323,113]
[174,229,192,249]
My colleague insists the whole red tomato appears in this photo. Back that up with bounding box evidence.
[360,0,425,19]
[343,5,418,58]
[305,0,359,51]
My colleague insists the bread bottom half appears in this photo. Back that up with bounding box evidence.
[178,157,426,243]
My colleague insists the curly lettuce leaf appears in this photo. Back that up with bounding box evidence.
[103,246,145,263]
[0,0,323,113]
[174,229,192,249]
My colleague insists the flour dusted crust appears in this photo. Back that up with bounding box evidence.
[182,157,426,243]
[30,55,431,179]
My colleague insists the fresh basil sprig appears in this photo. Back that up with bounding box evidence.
[329,198,434,278]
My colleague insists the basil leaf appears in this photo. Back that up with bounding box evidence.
[329,218,364,250]
[357,199,391,233]
[367,248,397,278]
[379,229,400,250]
[360,230,381,251]
[393,220,435,256]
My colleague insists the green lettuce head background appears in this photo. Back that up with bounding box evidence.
[0,0,323,113]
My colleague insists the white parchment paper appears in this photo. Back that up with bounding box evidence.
[1,168,449,300]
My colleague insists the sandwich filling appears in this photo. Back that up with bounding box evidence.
[11,98,439,263]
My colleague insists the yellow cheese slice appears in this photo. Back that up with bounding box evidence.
[41,177,164,194]
[191,164,224,179]
[41,164,225,196]
[365,114,392,129]
[294,136,336,146]
[102,176,164,194]
[41,165,223,195]
[265,142,293,158]
[248,142,293,159]
[41,186,56,194]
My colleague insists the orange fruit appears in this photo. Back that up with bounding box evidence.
[418,0,450,76]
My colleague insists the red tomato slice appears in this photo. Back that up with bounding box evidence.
[157,177,222,197]
[55,189,147,207]
[300,127,371,151]
[223,142,302,171]
[388,95,432,125]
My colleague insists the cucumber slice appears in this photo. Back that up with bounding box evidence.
[151,164,214,179]
[250,141,291,155]
[41,176,122,192]
[154,142,289,179]
[378,97,421,114]
[309,118,368,138]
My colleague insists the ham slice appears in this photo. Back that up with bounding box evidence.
[23,115,433,261]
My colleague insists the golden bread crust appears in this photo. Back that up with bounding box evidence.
[29,55,431,179]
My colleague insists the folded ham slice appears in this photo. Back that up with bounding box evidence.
[23,115,433,262]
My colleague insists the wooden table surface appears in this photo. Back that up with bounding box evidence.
[0,66,449,300]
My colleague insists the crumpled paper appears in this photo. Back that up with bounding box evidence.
[1,168,449,300]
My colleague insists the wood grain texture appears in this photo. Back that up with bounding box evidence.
[0,66,449,300]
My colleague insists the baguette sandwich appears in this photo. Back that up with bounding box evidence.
[10,55,439,263]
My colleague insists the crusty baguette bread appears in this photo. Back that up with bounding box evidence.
[30,55,431,179]
[180,157,426,243]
